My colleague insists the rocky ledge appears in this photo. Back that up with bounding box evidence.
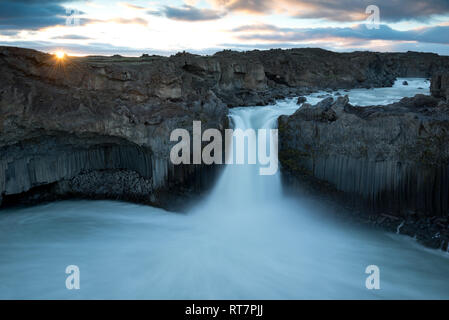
[278,79,449,248]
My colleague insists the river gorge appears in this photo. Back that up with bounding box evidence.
[1,77,449,299]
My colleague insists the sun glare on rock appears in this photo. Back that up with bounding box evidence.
[55,51,65,59]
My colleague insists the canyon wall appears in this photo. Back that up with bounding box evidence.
[0,46,228,209]
[1,46,449,209]
[175,48,449,106]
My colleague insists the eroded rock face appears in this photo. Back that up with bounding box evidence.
[241,49,449,90]
[0,47,228,209]
[278,95,449,216]
[431,74,449,101]
[175,49,449,106]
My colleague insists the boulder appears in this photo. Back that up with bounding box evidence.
[297,96,307,104]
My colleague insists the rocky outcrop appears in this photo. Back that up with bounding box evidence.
[278,94,449,216]
[297,96,307,105]
[0,46,228,209]
[237,49,449,91]
[431,74,449,101]
[175,49,449,106]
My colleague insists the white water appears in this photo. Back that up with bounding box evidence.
[1,78,448,299]
[307,77,431,106]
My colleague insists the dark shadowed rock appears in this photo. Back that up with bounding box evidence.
[0,46,228,209]
[431,74,449,101]
[297,96,307,104]
[403,80,408,85]
[278,94,449,216]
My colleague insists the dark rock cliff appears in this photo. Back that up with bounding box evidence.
[431,73,449,101]
[174,48,449,106]
[278,94,449,217]
[0,46,228,209]
[2,46,449,209]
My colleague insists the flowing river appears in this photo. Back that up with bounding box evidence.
[1,78,448,299]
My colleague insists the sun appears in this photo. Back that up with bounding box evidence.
[55,51,65,59]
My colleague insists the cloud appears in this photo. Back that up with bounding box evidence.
[232,23,449,45]
[106,18,148,25]
[51,34,92,40]
[84,17,149,26]
[222,0,271,14]
[0,0,81,30]
[149,4,226,21]
[290,0,449,22]
[118,2,145,10]
[210,0,449,22]
[231,24,279,32]
[0,30,20,36]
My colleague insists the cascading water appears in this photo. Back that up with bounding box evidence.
[0,78,448,299]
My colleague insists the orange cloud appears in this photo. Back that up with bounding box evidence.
[118,2,146,10]
[86,17,149,26]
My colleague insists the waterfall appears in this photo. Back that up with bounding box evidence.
[188,101,297,219]
[396,220,405,234]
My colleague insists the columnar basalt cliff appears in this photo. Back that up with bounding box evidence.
[431,73,449,101]
[278,93,449,217]
[0,46,229,209]
[1,46,449,209]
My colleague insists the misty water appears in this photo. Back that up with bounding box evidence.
[1,78,448,299]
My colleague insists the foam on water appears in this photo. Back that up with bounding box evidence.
[1,78,448,299]
[306,77,431,106]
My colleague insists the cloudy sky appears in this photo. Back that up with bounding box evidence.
[0,0,449,56]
